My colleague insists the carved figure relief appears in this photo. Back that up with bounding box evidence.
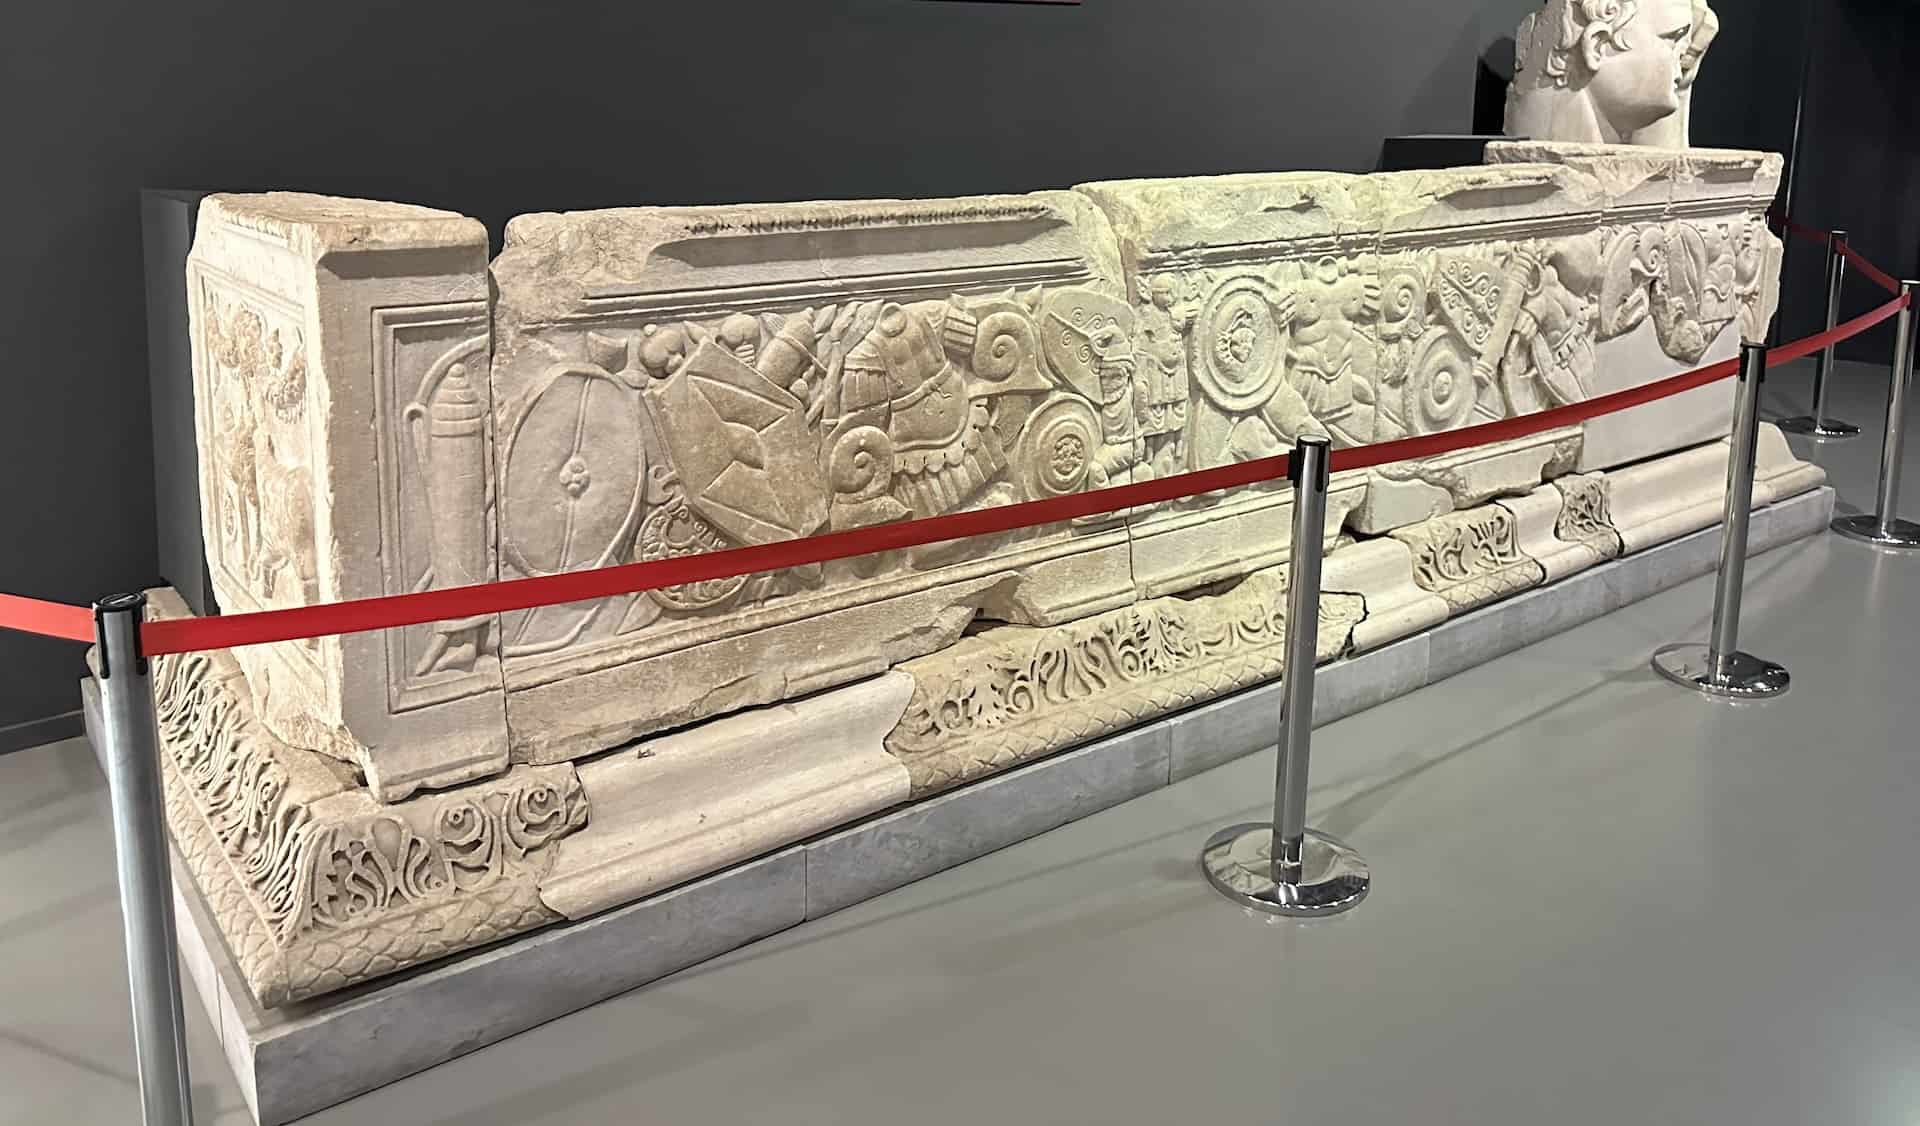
[1596,218,1763,363]
[203,289,318,608]
[1108,209,1766,524]
[1125,250,1387,483]
[1131,274,1196,478]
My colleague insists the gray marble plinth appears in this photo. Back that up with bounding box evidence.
[83,485,1833,1125]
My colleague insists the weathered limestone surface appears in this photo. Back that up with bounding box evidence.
[173,136,1814,1010]
[888,573,1365,797]
[187,195,505,803]
[485,195,1139,763]
[540,673,914,918]
[1506,0,1720,147]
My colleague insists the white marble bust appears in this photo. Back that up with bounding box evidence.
[1505,0,1719,147]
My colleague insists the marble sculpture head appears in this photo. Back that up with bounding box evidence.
[1507,0,1717,147]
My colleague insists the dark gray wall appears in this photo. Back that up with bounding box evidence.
[1775,0,1920,359]
[0,0,1818,743]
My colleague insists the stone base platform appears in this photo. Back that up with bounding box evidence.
[83,484,1835,1125]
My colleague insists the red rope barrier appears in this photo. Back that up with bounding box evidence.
[1775,214,1831,245]
[1771,211,1903,296]
[0,284,1908,656]
[1841,242,1903,296]
[0,593,94,644]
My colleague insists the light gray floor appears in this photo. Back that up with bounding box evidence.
[4,357,1917,1126]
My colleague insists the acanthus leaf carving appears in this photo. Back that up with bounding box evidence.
[887,569,1365,795]
[152,645,587,1008]
[1392,505,1547,612]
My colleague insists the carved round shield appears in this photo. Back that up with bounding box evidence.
[1404,332,1480,435]
[501,364,647,579]
[1015,394,1101,500]
[1194,277,1288,414]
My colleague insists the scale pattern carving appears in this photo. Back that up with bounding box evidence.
[1394,507,1547,612]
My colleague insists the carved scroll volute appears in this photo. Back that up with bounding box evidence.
[403,338,496,676]
[825,423,908,532]
[959,297,1053,398]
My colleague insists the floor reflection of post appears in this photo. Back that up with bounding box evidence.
[1200,436,1370,918]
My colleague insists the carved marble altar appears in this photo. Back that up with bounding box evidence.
[167,138,1814,1010]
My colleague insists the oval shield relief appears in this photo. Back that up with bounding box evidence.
[502,364,648,580]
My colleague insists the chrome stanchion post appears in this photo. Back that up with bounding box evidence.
[93,592,194,1126]
[1200,437,1369,917]
[1780,229,1861,439]
[1652,344,1791,698]
[1833,278,1920,548]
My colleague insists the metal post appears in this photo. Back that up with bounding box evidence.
[93,592,195,1126]
[1652,344,1791,699]
[1201,437,1369,917]
[1832,279,1920,548]
[1780,230,1861,439]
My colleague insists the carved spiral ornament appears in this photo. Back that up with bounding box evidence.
[826,425,896,499]
[1378,269,1428,341]
[972,310,1037,380]
[1405,332,1480,434]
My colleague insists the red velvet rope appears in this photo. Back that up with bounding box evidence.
[1841,242,1903,296]
[0,593,95,644]
[1774,213,1830,245]
[1771,211,1905,296]
[1,275,1908,656]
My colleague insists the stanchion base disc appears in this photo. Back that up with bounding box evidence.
[1831,514,1920,549]
[1650,643,1790,699]
[1199,824,1370,917]
[1776,415,1861,441]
